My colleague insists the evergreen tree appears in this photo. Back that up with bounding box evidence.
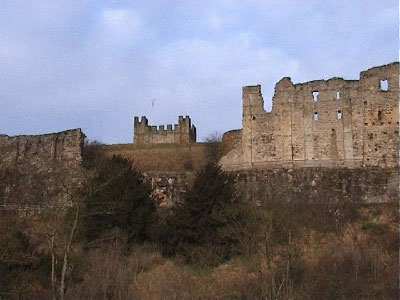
[161,162,245,264]
[81,155,156,244]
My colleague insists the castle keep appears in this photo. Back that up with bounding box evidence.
[220,63,399,170]
[134,116,196,144]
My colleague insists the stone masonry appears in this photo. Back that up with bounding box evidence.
[220,63,399,170]
[134,116,196,144]
[0,63,397,206]
[0,129,85,205]
[0,129,84,169]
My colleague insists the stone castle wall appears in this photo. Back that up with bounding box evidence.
[220,63,399,170]
[134,116,196,144]
[137,166,398,207]
[234,167,398,204]
[1,63,397,207]
[0,129,85,205]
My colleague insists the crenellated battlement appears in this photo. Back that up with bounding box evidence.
[133,116,196,144]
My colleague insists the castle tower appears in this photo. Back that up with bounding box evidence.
[360,63,399,167]
[241,85,264,167]
[133,116,196,144]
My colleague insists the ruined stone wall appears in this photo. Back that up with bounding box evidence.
[220,62,399,170]
[0,129,85,205]
[130,167,398,206]
[361,64,399,167]
[134,116,196,144]
[220,129,241,157]
[234,167,397,204]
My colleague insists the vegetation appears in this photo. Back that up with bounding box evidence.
[81,154,156,245]
[158,162,247,265]
[0,142,397,299]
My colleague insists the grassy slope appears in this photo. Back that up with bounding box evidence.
[102,143,211,171]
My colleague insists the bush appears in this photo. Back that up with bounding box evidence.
[159,162,247,265]
[81,155,156,245]
[361,222,389,235]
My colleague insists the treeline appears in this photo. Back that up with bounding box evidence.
[80,143,247,266]
[0,141,398,299]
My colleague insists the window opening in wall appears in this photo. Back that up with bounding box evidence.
[336,91,340,100]
[378,110,382,121]
[312,91,319,101]
[313,112,319,121]
[380,79,388,91]
[337,110,342,120]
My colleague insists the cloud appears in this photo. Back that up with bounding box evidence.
[0,1,397,143]
[99,8,144,44]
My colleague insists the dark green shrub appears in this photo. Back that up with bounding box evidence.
[361,222,389,235]
[81,155,156,245]
[159,162,247,265]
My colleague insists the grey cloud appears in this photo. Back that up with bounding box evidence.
[0,1,397,143]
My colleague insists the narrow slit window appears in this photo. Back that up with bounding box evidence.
[336,91,340,100]
[313,112,319,121]
[312,91,319,102]
[380,79,388,91]
[378,111,382,121]
[337,110,342,120]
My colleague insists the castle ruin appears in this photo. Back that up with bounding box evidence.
[133,116,196,144]
[220,63,399,170]
[0,129,85,205]
[0,63,398,206]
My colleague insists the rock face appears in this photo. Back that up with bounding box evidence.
[220,63,399,170]
[142,171,195,207]
[0,129,85,206]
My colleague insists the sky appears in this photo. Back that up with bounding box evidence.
[0,1,398,143]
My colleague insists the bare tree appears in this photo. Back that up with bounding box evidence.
[203,131,222,164]
[47,202,80,300]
